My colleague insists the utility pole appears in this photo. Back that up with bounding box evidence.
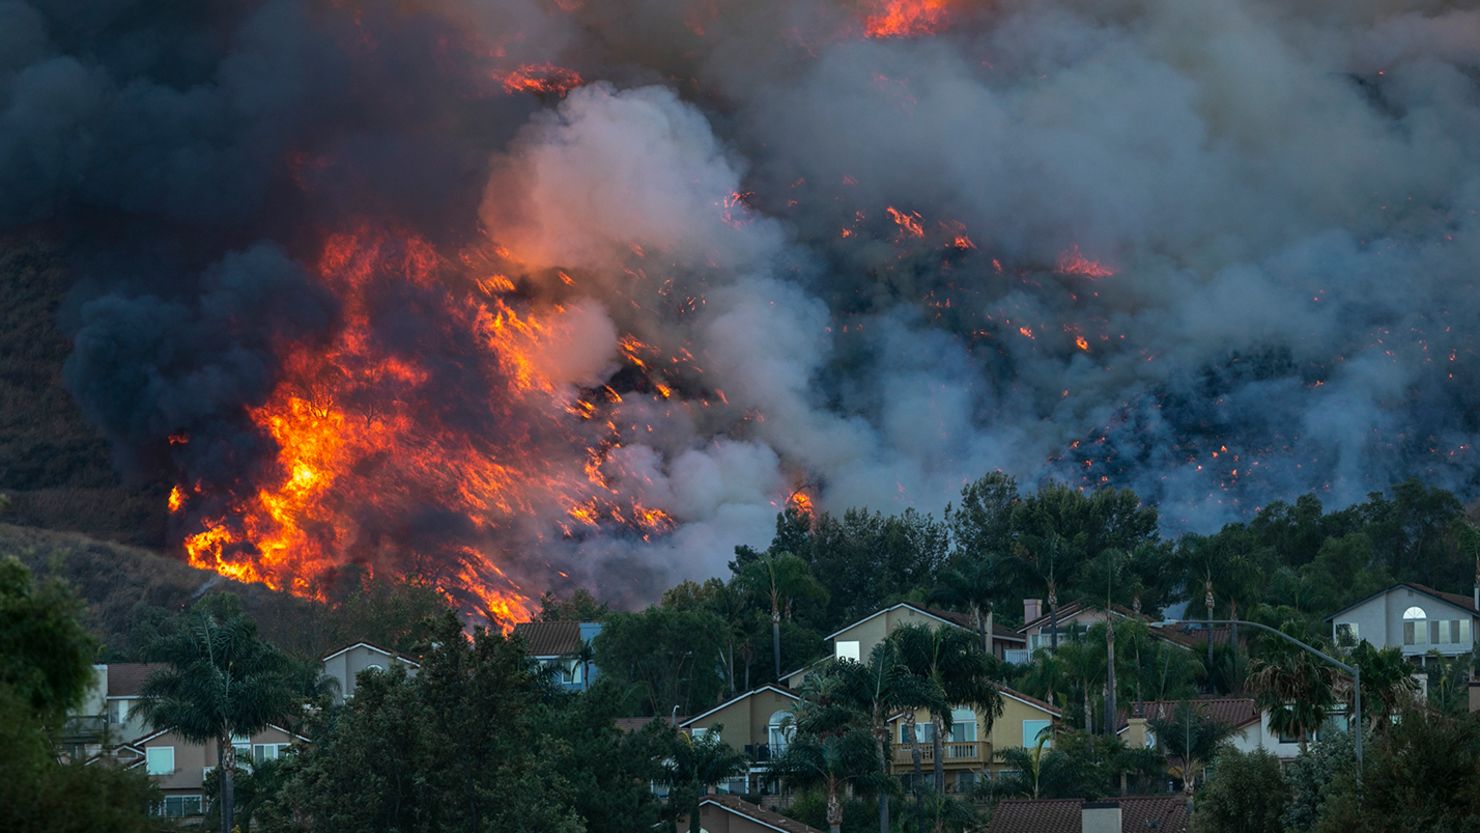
[1170,618,1362,779]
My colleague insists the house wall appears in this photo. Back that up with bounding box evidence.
[687,689,798,752]
[1331,588,1477,657]
[106,695,154,745]
[136,725,298,793]
[322,645,418,703]
[1024,609,1116,651]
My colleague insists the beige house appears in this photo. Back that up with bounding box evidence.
[101,724,307,819]
[681,685,801,795]
[321,641,421,703]
[690,795,824,833]
[888,687,1062,791]
[780,602,1026,687]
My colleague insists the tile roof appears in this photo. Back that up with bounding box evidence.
[512,621,583,656]
[986,797,1189,833]
[105,664,166,697]
[1118,698,1260,732]
[614,716,680,733]
[1149,622,1239,650]
[700,795,826,833]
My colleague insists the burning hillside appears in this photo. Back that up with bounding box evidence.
[6,0,1480,622]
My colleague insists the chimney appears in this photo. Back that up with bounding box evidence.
[1082,800,1121,833]
[1024,598,1042,623]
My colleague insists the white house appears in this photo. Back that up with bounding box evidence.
[1324,583,1479,664]
[1120,698,1348,764]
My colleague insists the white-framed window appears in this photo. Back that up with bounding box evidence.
[1334,622,1358,647]
[949,707,977,742]
[365,663,385,673]
[145,746,175,776]
[109,698,132,725]
[835,640,860,661]
[1403,606,1427,646]
[1022,719,1052,749]
[691,727,714,741]
[899,722,935,743]
[152,795,203,818]
[253,743,289,764]
[767,710,793,752]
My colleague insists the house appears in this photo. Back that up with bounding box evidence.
[681,685,801,795]
[689,795,824,833]
[887,686,1061,791]
[102,724,308,819]
[1325,583,1479,663]
[58,664,109,762]
[1015,599,1241,661]
[986,797,1189,833]
[780,602,1025,687]
[320,642,421,703]
[512,621,603,691]
[1118,697,1346,764]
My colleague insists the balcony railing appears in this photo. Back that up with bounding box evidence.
[892,742,984,765]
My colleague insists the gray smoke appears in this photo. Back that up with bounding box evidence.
[5,0,1480,599]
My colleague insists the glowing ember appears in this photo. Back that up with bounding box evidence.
[864,0,955,38]
[499,64,584,97]
[886,206,926,239]
[1056,244,1116,278]
[167,485,186,513]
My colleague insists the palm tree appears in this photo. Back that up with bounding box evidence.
[1146,701,1236,797]
[660,727,748,833]
[1246,631,1337,753]
[134,612,298,833]
[772,729,880,833]
[929,556,1003,657]
[738,553,826,681]
[890,624,1002,800]
[1346,642,1417,730]
[1056,640,1106,735]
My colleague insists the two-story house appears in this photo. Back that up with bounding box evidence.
[1325,583,1480,665]
[512,621,603,691]
[887,688,1062,791]
[1118,697,1348,766]
[320,641,421,703]
[102,724,308,819]
[680,685,801,797]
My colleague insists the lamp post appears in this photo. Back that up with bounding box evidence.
[1167,618,1361,779]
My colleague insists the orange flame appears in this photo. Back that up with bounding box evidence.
[499,64,583,97]
[1056,244,1116,278]
[864,0,955,38]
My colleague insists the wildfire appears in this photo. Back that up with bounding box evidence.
[787,488,816,518]
[864,0,955,38]
[499,63,584,97]
[1056,244,1116,278]
[886,206,926,239]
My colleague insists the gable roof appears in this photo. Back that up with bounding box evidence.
[1324,582,1480,621]
[512,621,585,657]
[680,685,800,728]
[986,797,1189,833]
[1019,601,1149,634]
[122,723,313,748]
[320,642,421,667]
[106,663,166,697]
[1116,698,1260,733]
[826,602,1024,643]
[699,795,825,833]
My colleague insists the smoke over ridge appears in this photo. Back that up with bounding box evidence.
[5,0,1480,610]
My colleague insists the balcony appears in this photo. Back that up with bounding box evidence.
[892,742,986,766]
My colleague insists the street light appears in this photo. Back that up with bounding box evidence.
[1164,618,1361,779]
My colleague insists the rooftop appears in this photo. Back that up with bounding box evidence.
[986,797,1189,833]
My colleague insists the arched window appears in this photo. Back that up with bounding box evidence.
[1403,606,1428,646]
[768,710,794,751]
[365,663,385,672]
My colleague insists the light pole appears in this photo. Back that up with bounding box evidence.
[1167,618,1362,779]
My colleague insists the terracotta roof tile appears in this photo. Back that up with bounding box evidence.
[986,797,1189,833]
[1119,697,1260,732]
[105,664,166,697]
[701,795,826,833]
[512,621,583,656]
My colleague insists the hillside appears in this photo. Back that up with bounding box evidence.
[1,522,342,659]
[0,230,165,545]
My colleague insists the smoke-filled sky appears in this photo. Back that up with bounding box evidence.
[5,0,1480,604]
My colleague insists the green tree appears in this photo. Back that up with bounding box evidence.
[0,559,159,833]
[134,610,299,833]
[737,553,827,681]
[1282,728,1359,832]
[659,728,747,833]
[1246,632,1337,753]
[1191,748,1288,833]
[594,605,729,716]
[773,729,880,833]
[1146,701,1237,797]
[1344,642,1417,728]
[890,623,1002,797]
[929,556,1005,658]
[535,587,610,622]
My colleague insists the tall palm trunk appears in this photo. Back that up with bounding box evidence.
[1048,584,1060,651]
[874,720,891,833]
[931,715,945,794]
[1104,622,1117,737]
[771,608,782,682]
[984,606,995,659]
[826,777,843,833]
[1204,579,1215,673]
[219,733,235,833]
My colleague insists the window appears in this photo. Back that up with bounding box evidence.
[109,698,132,725]
[1404,606,1427,646]
[835,640,860,661]
[1334,623,1358,647]
[954,771,977,793]
[900,722,935,743]
[146,747,175,776]
[767,710,793,752]
[365,663,385,673]
[691,727,714,741]
[1463,619,1473,645]
[1431,620,1443,644]
[1022,720,1052,749]
[253,743,288,765]
[153,795,203,818]
[949,707,977,742]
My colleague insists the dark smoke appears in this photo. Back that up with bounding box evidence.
[5,0,1480,598]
